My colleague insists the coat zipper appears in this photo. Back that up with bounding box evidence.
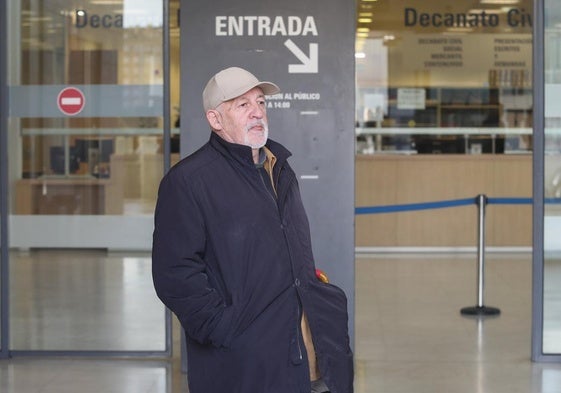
[274,165,304,362]
[260,162,304,363]
[256,167,277,205]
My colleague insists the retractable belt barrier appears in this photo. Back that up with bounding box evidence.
[355,194,561,317]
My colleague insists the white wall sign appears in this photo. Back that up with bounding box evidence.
[389,33,532,87]
[397,88,426,110]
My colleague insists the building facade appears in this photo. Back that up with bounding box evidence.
[1,0,560,362]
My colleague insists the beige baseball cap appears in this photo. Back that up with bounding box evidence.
[202,67,280,111]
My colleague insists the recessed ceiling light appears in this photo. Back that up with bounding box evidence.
[468,8,504,14]
[480,0,519,4]
[446,27,474,33]
[90,0,122,4]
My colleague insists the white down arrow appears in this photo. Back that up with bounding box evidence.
[284,39,318,74]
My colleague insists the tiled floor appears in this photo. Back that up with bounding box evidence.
[354,252,561,393]
[1,250,561,393]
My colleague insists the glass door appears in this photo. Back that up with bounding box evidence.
[540,0,561,358]
[533,0,561,361]
[5,0,172,354]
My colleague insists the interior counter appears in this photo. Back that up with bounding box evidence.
[355,153,532,248]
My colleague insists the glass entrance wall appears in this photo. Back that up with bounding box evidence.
[542,0,561,356]
[355,0,533,155]
[354,0,534,250]
[6,0,169,352]
[14,0,166,222]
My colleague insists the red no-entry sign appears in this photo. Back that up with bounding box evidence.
[57,87,85,116]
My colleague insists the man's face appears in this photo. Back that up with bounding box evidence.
[207,87,269,149]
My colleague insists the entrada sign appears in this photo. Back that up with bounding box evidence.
[214,15,319,74]
[215,16,317,36]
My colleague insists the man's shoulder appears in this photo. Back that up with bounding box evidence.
[167,142,218,179]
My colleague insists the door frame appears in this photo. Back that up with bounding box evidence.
[531,0,561,363]
[0,0,173,359]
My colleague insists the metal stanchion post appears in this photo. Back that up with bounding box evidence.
[461,194,501,316]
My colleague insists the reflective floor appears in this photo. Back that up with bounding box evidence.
[9,249,166,351]
[1,251,561,393]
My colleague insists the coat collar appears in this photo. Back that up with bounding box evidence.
[209,132,292,167]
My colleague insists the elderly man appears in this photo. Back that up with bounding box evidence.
[152,67,353,393]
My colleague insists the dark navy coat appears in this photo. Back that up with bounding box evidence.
[152,133,353,393]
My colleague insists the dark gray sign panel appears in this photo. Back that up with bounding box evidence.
[180,0,355,343]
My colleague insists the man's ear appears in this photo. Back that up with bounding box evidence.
[206,110,222,131]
